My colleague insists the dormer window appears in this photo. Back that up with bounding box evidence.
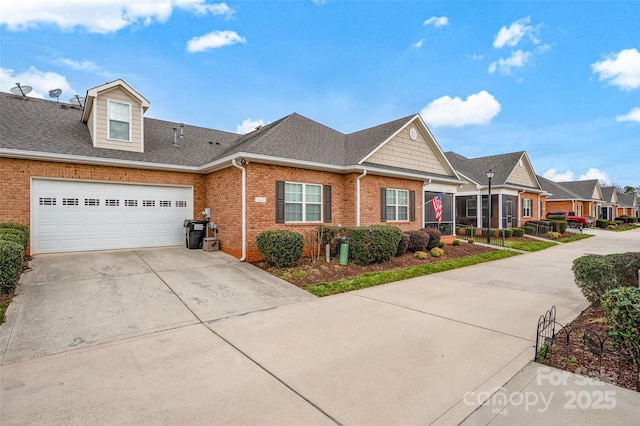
[108,100,131,141]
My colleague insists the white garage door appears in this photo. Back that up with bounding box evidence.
[31,179,193,253]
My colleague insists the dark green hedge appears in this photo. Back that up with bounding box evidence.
[350,226,402,265]
[422,228,442,250]
[601,287,640,361]
[572,252,640,303]
[512,228,525,237]
[396,233,410,257]
[0,229,28,251]
[407,230,429,252]
[0,240,24,293]
[256,230,305,267]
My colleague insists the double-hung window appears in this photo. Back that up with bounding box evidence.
[522,198,532,217]
[108,101,131,141]
[385,189,408,221]
[284,182,322,222]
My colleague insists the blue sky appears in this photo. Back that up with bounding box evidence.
[1,1,638,188]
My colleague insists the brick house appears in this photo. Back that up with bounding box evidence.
[538,177,603,220]
[444,151,547,229]
[0,80,463,260]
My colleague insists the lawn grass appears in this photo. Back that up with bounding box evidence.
[303,250,520,297]
[503,240,557,252]
[558,233,594,243]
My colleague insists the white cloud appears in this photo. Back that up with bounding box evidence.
[413,39,424,48]
[0,1,234,33]
[0,66,75,99]
[187,30,246,52]
[420,90,501,127]
[543,169,575,182]
[488,50,532,75]
[236,118,265,134]
[616,107,640,123]
[591,48,640,91]
[472,53,485,60]
[579,168,611,185]
[423,16,449,28]
[493,17,532,48]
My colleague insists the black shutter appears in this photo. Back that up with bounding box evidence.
[410,190,416,222]
[323,185,332,223]
[380,188,387,222]
[276,181,285,223]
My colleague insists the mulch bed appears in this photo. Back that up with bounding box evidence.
[540,304,640,392]
[252,242,497,287]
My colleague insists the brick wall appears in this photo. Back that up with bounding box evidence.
[0,158,206,253]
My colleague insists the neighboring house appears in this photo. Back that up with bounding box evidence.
[599,187,620,220]
[444,151,547,229]
[0,79,464,260]
[539,178,604,220]
[615,192,639,218]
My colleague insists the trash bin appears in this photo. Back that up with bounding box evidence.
[183,219,207,249]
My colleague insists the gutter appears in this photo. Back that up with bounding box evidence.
[356,169,367,226]
[231,158,247,262]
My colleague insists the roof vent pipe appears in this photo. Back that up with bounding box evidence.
[180,123,184,139]
[172,127,180,148]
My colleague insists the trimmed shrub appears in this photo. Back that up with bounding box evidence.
[481,228,498,238]
[256,230,305,267]
[396,233,410,257]
[0,240,24,293]
[0,229,28,252]
[601,287,640,361]
[438,241,445,248]
[0,223,29,240]
[422,228,442,250]
[430,247,444,257]
[350,226,402,266]
[512,228,525,237]
[614,216,630,224]
[452,239,462,246]
[596,219,608,228]
[320,225,352,256]
[464,227,474,237]
[572,252,640,303]
[546,231,561,239]
[548,218,568,234]
[413,251,427,259]
[502,229,513,238]
[407,230,430,252]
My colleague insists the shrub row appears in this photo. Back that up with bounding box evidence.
[0,223,29,294]
[572,252,640,303]
[601,287,640,362]
[256,230,305,267]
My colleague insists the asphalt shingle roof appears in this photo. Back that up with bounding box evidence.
[444,151,525,186]
[559,180,600,200]
[537,175,582,199]
[1,92,417,170]
[0,92,240,167]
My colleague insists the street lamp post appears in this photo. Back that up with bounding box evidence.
[486,170,494,244]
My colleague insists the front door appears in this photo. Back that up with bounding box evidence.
[506,200,513,228]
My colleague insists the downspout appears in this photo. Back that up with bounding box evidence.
[231,158,247,261]
[356,169,367,226]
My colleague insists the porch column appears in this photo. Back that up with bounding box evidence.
[476,194,482,228]
[498,193,503,229]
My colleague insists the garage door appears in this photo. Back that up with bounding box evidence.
[31,179,193,253]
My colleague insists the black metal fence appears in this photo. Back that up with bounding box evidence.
[457,226,506,247]
[535,305,640,392]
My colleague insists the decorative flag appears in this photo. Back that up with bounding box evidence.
[432,194,443,224]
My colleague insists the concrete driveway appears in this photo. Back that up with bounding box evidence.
[1,229,639,425]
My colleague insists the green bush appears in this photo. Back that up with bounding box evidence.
[396,233,410,257]
[523,226,535,235]
[601,287,640,361]
[572,252,640,303]
[464,227,475,237]
[549,218,568,234]
[452,239,462,246]
[0,223,29,240]
[614,216,630,224]
[596,219,609,228]
[319,225,352,256]
[407,230,429,252]
[0,229,28,251]
[430,247,444,257]
[422,228,442,250]
[502,229,513,238]
[256,230,305,267]
[0,240,24,294]
[350,226,402,265]
[413,251,427,259]
[481,228,497,238]
[438,241,445,248]
[512,228,525,237]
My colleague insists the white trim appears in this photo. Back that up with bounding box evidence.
[231,159,246,261]
[385,188,410,222]
[283,182,322,223]
[356,170,367,226]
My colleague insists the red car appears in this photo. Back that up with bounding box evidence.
[546,211,591,228]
